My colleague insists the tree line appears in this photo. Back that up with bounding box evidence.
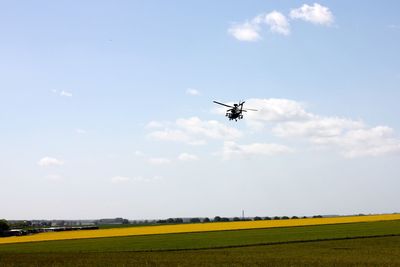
[155,215,324,224]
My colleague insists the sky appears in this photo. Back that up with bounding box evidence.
[1,1,400,220]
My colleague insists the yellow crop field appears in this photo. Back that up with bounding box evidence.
[1,214,399,245]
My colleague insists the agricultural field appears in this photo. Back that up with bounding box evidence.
[1,213,399,245]
[0,219,400,266]
[1,236,399,267]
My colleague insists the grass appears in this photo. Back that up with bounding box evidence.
[0,220,399,253]
[0,236,399,267]
[1,213,399,244]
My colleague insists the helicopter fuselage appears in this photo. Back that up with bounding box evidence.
[213,100,256,121]
[226,107,244,121]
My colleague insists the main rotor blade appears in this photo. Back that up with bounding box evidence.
[243,109,258,111]
[213,101,234,108]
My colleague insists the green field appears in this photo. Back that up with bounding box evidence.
[1,236,399,267]
[1,220,399,266]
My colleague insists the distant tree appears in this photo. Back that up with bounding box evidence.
[273,216,281,220]
[233,217,241,221]
[264,217,271,220]
[221,217,230,222]
[203,217,210,223]
[281,216,289,220]
[302,216,307,219]
[291,216,299,219]
[214,216,221,222]
[10,220,32,229]
[156,219,167,224]
[122,219,129,224]
[253,216,262,221]
[174,218,183,223]
[313,215,323,218]
[166,218,175,223]
[190,218,201,223]
[0,220,10,236]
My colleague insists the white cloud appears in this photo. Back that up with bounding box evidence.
[60,90,73,97]
[273,117,364,139]
[38,157,64,167]
[222,141,293,160]
[273,116,367,150]
[243,98,312,122]
[228,11,290,41]
[265,11,290,35]
[229,3,333,42]
[178,153,199,161]
[290,3,334,26]
[148,129,206,145]
[235,97,400,158]
[255,99,400,158]
[186,88,200,96]
[313,126,400,158]
[228,21,261,42]
[148,157,172,165]
[344,128,400,158]
[75,128,87,134]
[52,89,73,97]
[177,117,242,140]
[148,117,241,145]
[134,150,144,156]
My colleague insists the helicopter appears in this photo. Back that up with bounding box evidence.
[213,100,257,121]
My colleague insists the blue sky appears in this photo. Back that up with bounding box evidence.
[1,1,400,219]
